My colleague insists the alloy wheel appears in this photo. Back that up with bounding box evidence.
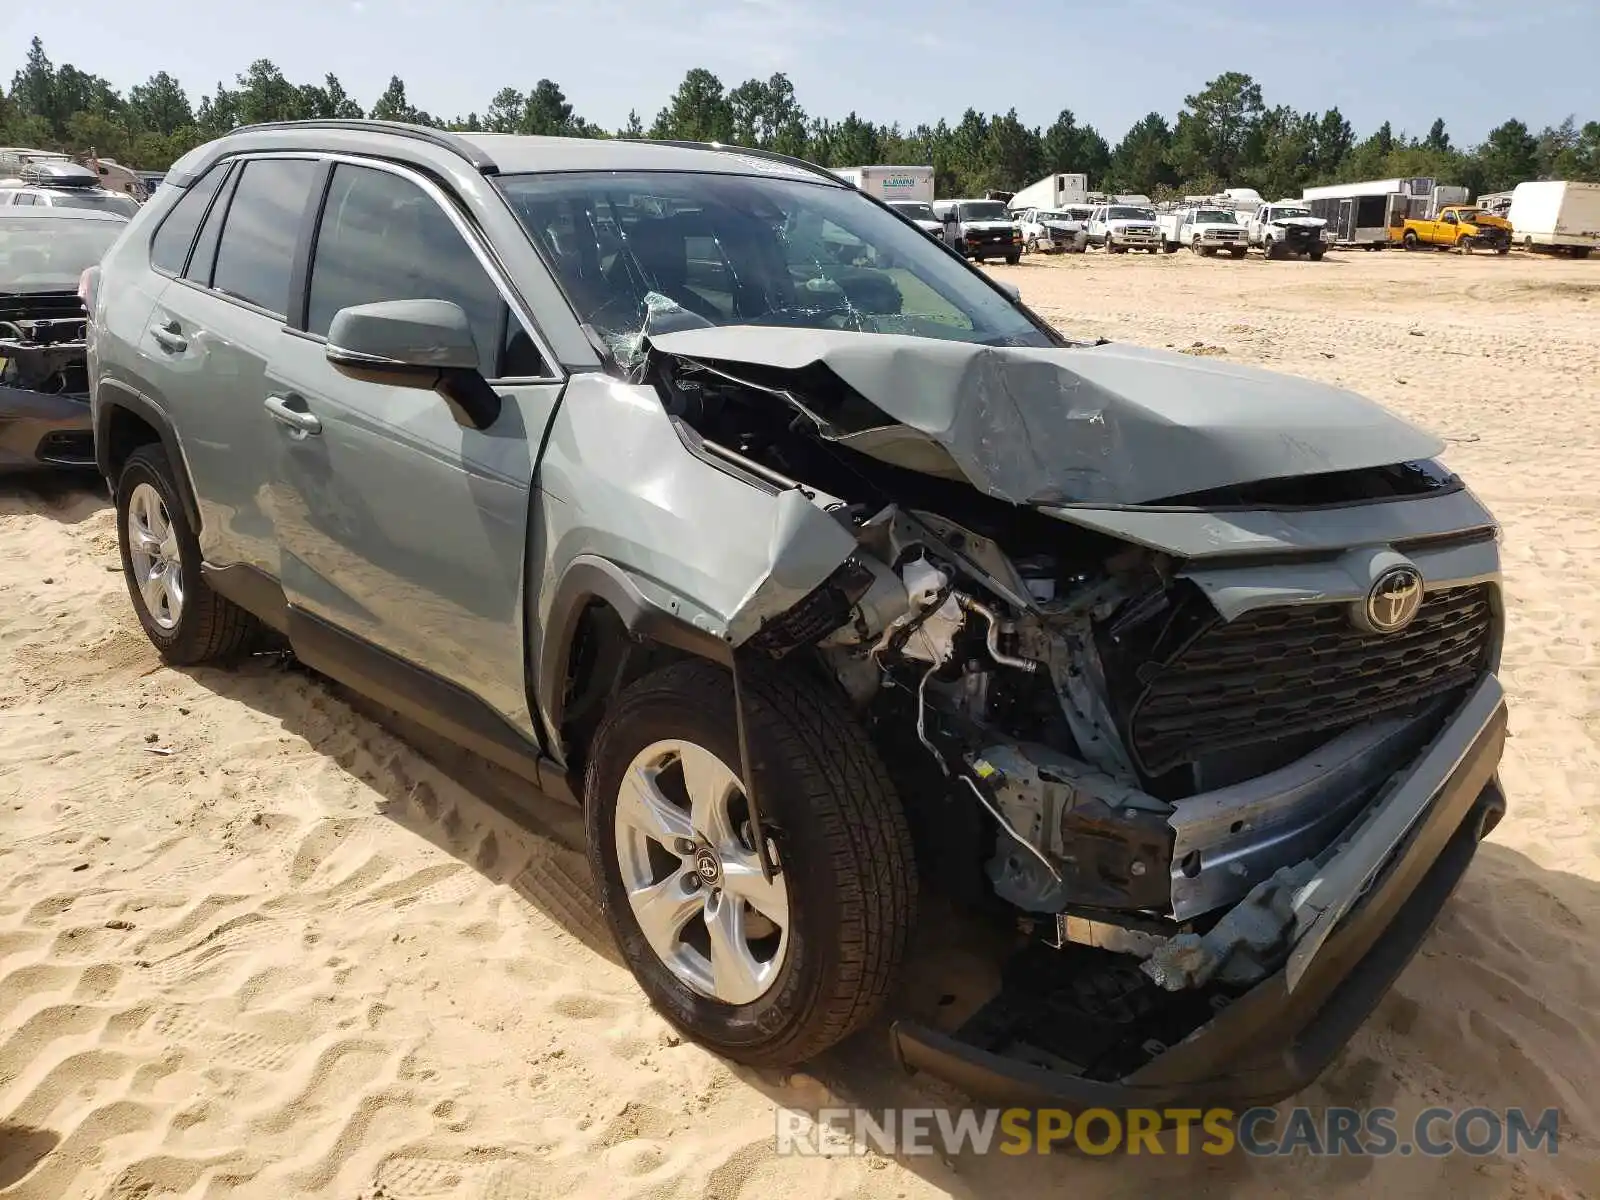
[126,482,184,630]
[613,738,790,1005]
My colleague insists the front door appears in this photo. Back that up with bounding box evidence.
[264,160,565,734]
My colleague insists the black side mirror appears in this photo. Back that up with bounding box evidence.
[325,299,501,431]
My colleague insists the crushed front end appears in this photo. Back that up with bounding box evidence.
[0,289,96,471]
[633,326,1508,1108]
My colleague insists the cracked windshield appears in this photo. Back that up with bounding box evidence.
[496,170,1048,360]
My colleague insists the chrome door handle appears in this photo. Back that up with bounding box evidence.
[151,321,187,352]
[263,393,322,436]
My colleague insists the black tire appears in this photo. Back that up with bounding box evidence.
[1230,247,1246,259]
[1004,252,1020,265]
[1459,235,1475,254]
[1403,230,1419,250]
[1496,246,1509,256]
[1309,247,1325,261]
[584,660,916,1067]
[1571,247,1592,260]
[1163,241,1180,254]
[1024,236,1038,254]
[116,444,261,666]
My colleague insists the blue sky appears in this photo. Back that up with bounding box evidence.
[5,0,1595,147]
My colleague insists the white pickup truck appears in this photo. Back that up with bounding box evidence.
[1087,203,1162,253]
[1246,202,1329,260]
[1157,206,1249,257]
[1017,206,1091,253]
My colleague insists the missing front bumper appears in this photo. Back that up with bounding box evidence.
[891,682,1508,1111]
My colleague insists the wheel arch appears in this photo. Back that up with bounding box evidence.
[535,555,736,777]
[95,383,202,533]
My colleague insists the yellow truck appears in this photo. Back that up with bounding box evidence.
[1395,205,1512,253]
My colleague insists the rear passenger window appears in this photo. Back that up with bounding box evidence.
[307,163,538,378]
[212,158,319,316]
[149,163,229,276]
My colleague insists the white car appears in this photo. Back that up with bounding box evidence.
[1018,207,1089,254]
[1088,204,1162,253]
[886,199,950,244]
[1158,206,1249,257]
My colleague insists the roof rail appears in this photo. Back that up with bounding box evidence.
[628,138,843,187]
[228,119,500,174]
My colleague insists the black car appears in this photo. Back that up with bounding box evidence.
[0,206,126,471]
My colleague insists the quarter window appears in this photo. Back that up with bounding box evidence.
[149,162,229,276]
[185,165,237,286]
[212,158,319,316]
[306,163,535,378]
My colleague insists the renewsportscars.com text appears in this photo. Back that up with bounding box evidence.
[775,1106,1561,1157]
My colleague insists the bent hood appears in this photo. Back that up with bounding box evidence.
[647,327,1444,507]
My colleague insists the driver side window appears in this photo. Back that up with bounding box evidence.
[305,163,545,378]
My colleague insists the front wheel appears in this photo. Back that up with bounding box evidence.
[1004,251,1020,265]
[585,661,916,1067]
[116,445,262,665]
[1230,247,1247,259]
[1459,235,1475,254]
[1308,247,1325,261]
[1025,236,1038,254]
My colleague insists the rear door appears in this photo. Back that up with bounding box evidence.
[264,159,565,732]
[143,156,323,575]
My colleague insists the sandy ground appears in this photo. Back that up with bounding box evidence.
[2,248,1598,1199]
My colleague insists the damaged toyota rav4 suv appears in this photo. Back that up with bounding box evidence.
[90,121,1508,1108]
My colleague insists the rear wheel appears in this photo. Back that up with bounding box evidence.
[116,445,261,665]
[1403,229,1420,250]
[1005,251,1020,265]
[585,660,916,1067]
[1571,247,1592,260]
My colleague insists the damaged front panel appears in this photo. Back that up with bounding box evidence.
[646,325,1446,508]
[542,314,1502,1000]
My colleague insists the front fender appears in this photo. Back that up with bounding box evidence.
[527,373,862,756]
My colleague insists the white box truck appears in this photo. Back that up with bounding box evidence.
[830,165,935,204]
[1507,181,1600,258]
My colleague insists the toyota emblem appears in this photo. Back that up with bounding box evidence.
[1361,565,1424,634]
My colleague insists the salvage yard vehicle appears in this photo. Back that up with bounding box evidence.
[1,206,127,471]
[89,120,1509,1110]
[1246,202,1329,259]
[933,198,1021,263]
[1397,205,1511,254]
[1017,207,1088,253]
[1087,203,1162,253]
[885,199,948,244]
[1506,180,1600,259]
[0,161,142,218]
[1157,205,1248,256]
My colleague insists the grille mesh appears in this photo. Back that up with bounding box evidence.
[1128,585,1493,776]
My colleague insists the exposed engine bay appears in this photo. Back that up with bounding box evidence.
[628,320,1497,996]
[0,296,90,398]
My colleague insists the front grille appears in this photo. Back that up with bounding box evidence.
[1128,585,1493,777]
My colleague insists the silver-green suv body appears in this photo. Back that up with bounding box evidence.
[88,120,1508,1107]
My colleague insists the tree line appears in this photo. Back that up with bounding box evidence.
[5,36,1598,200]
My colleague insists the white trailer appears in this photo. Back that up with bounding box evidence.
[830,165,935,205]
[1301,177,1432,247]
[1007,172,1089,213]
[1507,181,1600,258]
